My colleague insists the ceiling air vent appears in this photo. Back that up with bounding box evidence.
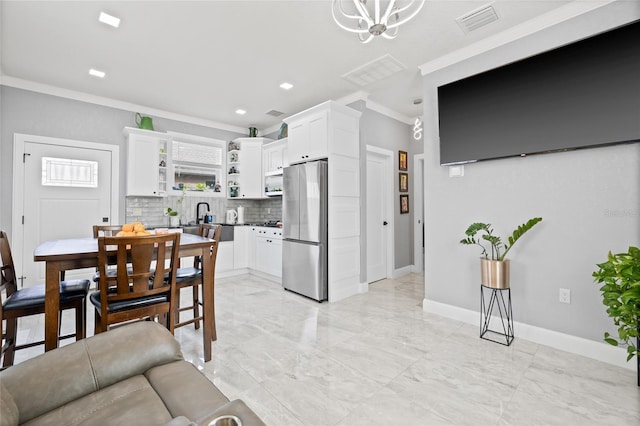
[342,54,406,87]
[456,3,499,33]
[265,109,284,117]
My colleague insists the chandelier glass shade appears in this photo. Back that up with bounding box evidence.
[332,0,426,43]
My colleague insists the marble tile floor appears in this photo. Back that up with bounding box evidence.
[9,273,640,425]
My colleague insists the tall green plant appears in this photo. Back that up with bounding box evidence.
[460,217,542,261]
[593,246,640,363]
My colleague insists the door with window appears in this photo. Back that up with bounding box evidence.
[13,135,116,286]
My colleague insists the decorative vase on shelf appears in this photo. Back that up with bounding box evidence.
[170,216,180,227]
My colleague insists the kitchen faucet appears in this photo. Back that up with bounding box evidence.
[196,202,210,224]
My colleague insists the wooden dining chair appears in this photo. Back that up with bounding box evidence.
[92,225,123,238]
[174,224,221,333]
[90,233,181,334]
[91,225,128,284]
[0,230,90,368]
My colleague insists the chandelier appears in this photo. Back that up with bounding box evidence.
[332,0,425,43]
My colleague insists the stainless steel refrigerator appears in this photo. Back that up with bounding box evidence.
[282,160,328,302]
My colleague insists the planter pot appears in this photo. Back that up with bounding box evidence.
[480,258,510,289]
[170,216,180,227]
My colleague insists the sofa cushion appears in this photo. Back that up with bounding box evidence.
[145,360,229,423]
[0,382,19,426]
[1,340,97,423]
[84,322,183,390]
[22,375,173,426]
[0,322,183,423]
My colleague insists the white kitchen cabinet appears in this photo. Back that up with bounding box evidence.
[124,127,170,196]
[267,238,282,277]
[286,112,328,164]
[233,226,249,269]
[263,139,288,196]
[254,236,270,275]
[263,138,289,174]
[238,140,263,198]
[254,227,282,278]
[228,138,272,199]
[216,241,234,273]
[247,226,257,269]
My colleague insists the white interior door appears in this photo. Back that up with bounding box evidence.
[366,148,392,283]
[13,135,117,286]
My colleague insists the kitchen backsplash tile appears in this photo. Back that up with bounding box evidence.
[125,196,282,226]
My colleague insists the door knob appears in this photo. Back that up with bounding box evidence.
[383,221,388,225]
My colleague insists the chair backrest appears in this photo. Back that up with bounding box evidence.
[0,231,18,299]
[96,233,181,310]
[195,224,222,270]
[93,225,123,238]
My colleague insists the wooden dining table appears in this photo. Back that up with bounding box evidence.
[33,232,217,361]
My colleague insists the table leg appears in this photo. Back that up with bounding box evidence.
[44,261,61,351]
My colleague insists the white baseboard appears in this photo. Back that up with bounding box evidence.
[392,265,413,279]
[216,269,248,279]
[248,269,281,284]
[410,264,423,274]
[329,281,360,303]
[423,298,634,371]
[358,281,369,293]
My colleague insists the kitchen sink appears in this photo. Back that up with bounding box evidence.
[180,224,234,241]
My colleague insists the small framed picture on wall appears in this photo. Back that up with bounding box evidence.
[400,194,409,214]
[398,150,408,171]
[399,172,409,192]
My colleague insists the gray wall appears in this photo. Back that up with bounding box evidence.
[0,86,244,236]
[422,6,640,342]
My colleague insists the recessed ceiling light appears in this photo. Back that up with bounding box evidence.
[89,68,106,78]
[235,109,247,115]
[98,12,121,28]
[279,82,293,90]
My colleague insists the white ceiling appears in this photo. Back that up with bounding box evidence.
[1,1,573,132]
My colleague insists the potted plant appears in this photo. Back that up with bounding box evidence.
[460,217,543,288]
[593,246,640,386]
[165,207,180,227]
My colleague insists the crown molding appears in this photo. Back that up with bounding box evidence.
[0,75,247,134]
[336,90,414,125]
[1,74,415,134]
[365,98,414,125]
[335,90,370,106]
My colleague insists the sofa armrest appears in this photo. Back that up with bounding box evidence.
[0,321,182,424]
[197,400,267,426]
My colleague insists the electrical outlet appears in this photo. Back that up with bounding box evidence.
[559,288,571,304]
[132,208,142,216]
[267,208,271,214]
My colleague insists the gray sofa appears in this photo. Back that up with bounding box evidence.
[0,322,265,426]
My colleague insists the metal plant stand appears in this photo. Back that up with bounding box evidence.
[480,285,514,346]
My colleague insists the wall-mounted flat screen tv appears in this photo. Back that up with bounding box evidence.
[437,20,640,165]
